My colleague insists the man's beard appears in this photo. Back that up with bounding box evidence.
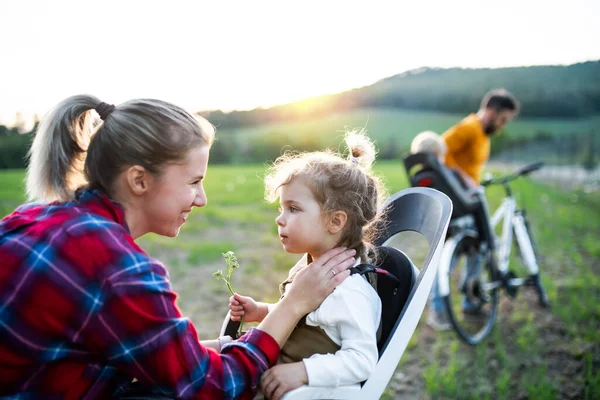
[483,120,498,135]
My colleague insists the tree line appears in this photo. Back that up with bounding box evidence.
[0,123,595,170]
[0,124,33,169]
[2,61,598,169]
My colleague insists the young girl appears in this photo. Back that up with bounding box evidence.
[228,130,387,398]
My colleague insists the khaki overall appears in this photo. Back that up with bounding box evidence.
[277,254,341,364]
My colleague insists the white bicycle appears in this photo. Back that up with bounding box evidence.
[437,162,549,345]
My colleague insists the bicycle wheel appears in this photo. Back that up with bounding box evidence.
[443,235,499,345]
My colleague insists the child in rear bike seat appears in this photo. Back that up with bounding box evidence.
[228,130,386,396]
[410,130,473,190]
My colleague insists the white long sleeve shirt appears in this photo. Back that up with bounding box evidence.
[301,262,382,387]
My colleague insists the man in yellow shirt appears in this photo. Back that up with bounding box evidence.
[428,89,520,330]
[443,89,520,187]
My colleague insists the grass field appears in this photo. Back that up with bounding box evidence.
[1,162,599,399]
[216,108,600,146]
[206,109,600,166]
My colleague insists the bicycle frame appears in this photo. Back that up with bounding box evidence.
[437,187,540,297]
[490,194,539,281]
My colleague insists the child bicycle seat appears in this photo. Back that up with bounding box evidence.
[403,152,480,219]
[350,246,416,354]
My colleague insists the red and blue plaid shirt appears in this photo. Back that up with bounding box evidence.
[0,189,279,399]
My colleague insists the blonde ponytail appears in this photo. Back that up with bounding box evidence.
[26,95,99,203]
[344,129,376,170]
[27,94,215,204]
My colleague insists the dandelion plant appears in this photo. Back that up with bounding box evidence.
[213,251,244,337]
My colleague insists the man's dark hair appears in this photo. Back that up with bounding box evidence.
[480,89,520,114]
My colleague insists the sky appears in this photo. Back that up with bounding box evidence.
[1,0,599,127]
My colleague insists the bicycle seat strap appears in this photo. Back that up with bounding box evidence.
[350,264,400,284]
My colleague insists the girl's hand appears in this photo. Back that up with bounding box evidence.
[283,247,355,316]
[261,362,308,400]
[229,293,268,322]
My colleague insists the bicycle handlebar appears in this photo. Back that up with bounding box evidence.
[481,161,544,187]
[516,161,545,176]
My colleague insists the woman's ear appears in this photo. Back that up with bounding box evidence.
[125,165,149,196]
[327,211,348,234]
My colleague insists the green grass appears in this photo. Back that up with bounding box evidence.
[207,108,600,165]
[219,108,600,143]
[0,169,26,216]
[1,161,598,399]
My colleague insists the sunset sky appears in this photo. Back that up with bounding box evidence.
[1,0,598,127]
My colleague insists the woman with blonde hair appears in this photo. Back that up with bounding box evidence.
[0,95,356,399]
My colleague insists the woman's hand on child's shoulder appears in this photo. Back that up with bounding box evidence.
[285,247,356,315]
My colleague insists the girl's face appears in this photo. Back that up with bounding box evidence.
[275,177,337,259]
[140,146,209,238]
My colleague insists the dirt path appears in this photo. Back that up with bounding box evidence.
[387,292,591,399]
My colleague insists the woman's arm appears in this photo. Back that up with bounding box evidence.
[256,248,356,347]
[85,256,280,399]
[81,237,355,398]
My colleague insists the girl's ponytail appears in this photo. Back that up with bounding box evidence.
[345,129,376,170]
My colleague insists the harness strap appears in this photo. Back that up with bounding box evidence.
[349,264,401,284]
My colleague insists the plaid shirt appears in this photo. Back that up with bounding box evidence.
[0,189,279,399]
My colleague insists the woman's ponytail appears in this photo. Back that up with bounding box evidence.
[26,95,100,203]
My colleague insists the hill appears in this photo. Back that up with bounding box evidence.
[201,61,600,129]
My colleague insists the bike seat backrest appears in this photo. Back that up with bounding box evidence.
[369,246,416,355]
[403,152,480,219]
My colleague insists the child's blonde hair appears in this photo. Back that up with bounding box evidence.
[265,129,387,261]
[410,130,447,159]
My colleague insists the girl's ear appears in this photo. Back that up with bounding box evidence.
[327,210,348,234]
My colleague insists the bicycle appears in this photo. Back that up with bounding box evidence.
[436,161,550,345]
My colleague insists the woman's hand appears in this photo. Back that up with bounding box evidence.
[228,293,268,322]
[261,362,308,400]
[283,247,356,316]
[255,247,355,348]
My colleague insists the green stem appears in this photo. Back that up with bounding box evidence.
[238,315,245,338]
[225,282,244,337]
